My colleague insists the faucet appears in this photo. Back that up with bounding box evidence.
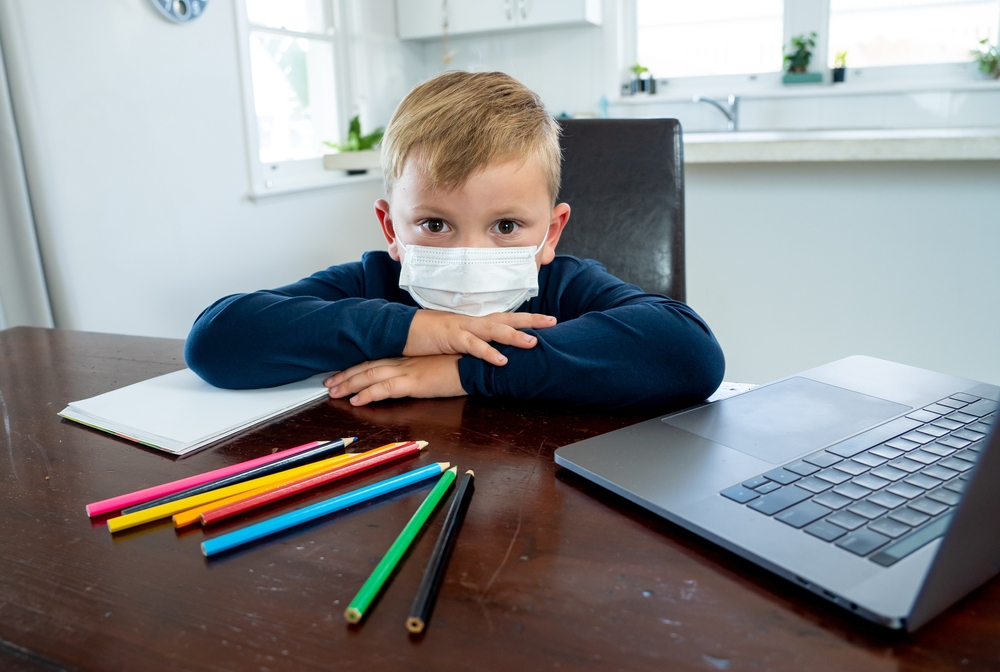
[693,94,739,132]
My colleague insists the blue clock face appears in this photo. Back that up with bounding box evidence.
[149,0,208,23]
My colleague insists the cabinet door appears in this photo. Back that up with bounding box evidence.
[397,0,447,39]
[515,0,601,28]
[447,0,515,35]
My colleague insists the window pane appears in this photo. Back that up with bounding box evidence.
[637,0,783,77]
[246,0,327,33]
[829,0,1000,67]
[249,32,339,163]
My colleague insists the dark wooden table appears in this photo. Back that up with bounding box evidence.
[1,327,998,671]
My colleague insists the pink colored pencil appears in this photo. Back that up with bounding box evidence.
[85,440,326,516]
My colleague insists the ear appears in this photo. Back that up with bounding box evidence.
[375,199,401,261]
[539,202,571,266]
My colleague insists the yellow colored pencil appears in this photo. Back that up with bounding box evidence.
[107,448,389,533]
[171,443,409,528]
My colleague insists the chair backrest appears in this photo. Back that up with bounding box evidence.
[555,118,685,302]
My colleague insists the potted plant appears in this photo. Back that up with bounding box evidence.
[628,63,656,94]
[782,32,822,84]
[971,38,999,79]
[832,50,847,83]
[323,115,384,175]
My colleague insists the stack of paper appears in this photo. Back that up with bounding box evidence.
[59,369,329,455]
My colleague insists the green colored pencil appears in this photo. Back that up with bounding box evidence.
[344,466,458,624]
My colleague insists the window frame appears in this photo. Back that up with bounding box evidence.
[623,0,1000,98]
[233,0,376,199]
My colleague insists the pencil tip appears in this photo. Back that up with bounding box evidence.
[343,437,356,446]
[416,440,429,450]
[200,544,208,557]
[406,617,425,634]
[345,607,362,624]
[466,469,475,477]
[447,466,458,473]
[439,462,451,470]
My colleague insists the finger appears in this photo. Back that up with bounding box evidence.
[327,358,405,387]
[464,320,538,350]
[457,331,508,365]
[351,375,409,406]
[481,312,557,330]
[328,363,405,398]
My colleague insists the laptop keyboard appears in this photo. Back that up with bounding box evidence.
[720,393,997,566]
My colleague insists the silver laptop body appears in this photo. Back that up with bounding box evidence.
[554,356,1000,631]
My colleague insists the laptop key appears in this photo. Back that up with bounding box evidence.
[922,464,958,480]
[966,422,991,434]
[776,501,831,528]
[826,417,922,459]
[887,457,922,473]
[868,518,911,539]
[833,460,869,476]
[747,485,811,515]
[922,443,955,457]
[900,431,935,445]
[938,436,971,450]
[837,529,891,556]
[938,456,974,472]
[886,482,924,499]
[870,465,907,481]
[816,468,852,485]
[943,479,966,494]
[924,403,957,415]
[812,491,852,510]
[867,490,907,509]
[852,473,889,491]
[950,393,980,403]
[833,482,872,500]
[935,398,967,410]
[885,438,919,452]
[784,460,820,477]
[870,445,904,460]
[870,512,953,567]
[803,451,842,468]
[913,424,948,438]
[889,507,931,527]
[826,510,867,530]
[756,481,781,494]
[721,485,760,504]
[847,500,887,520]
[906,410,940,423]
[796,476,833,493]
[961,399,999,417]
[905,450,940,465]
[909,497,949,516]
[946,411,977,424]
[853,452,887,468]
[904,473,942,490]
[951,428,985,442]
[952,449,979,464]
[965,440,986,454]
[742,475,770,489]
[764,468,800,485]
[804,520,847,542]
[931,418,964,431]
[926,488,961,507]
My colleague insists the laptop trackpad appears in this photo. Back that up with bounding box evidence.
[664,377,909,464]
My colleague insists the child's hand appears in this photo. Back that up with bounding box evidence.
[402,310,556,366]
[324,355,466,406]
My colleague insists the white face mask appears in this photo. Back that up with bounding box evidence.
[396,231,548,317]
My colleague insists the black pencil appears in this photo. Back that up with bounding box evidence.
[406,468,475,634]
[119,437,356,514]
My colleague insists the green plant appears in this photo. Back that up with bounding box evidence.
[833,50,848,69]
[784,32,816,73]
[324,115,384,153]
[629,63,649,77]
[971,38,999,78]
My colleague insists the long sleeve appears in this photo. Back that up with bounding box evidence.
[457,257,725,410]
[184,253,418,389]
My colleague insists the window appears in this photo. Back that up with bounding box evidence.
[235,0,357,196]
[636,0,784,78]
[828,0,1000,68]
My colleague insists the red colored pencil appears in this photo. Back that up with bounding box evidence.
[199,440,428,525]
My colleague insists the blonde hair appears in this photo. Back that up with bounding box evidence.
[381,71,562,204]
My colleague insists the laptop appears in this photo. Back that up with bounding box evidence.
[554,356,999,631]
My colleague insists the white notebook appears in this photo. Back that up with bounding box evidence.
[59,369,329,455]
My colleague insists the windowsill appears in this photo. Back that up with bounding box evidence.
[683,127,1000,163]
[247,171,382,201]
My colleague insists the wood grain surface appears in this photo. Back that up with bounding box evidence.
[1,327,998,671]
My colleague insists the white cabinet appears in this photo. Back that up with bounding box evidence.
[396,0,601,40]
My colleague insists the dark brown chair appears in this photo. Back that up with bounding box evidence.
[555,118,685,302]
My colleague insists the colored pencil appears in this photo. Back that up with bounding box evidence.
[173,442,420,528]
[406,469,475,634]
[198,441,428,526]
[345,466,458,625]
[201,462,451,558]
[85,440,326,517]
[120,437,355,514]
[108,448,364,533]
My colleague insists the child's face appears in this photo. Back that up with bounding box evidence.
[376,154,571,269]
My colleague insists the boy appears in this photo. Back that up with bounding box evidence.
[185,71,724,410]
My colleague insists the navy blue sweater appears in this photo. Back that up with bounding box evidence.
[185,252,725,410]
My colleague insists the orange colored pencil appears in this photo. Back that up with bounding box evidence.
[200,440,428,525]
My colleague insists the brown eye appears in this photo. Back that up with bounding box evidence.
[424,220,446,233]
[496,220,517,235]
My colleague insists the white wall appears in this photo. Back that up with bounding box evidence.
[1,0,421,339]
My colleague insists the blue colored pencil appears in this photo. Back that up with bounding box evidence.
[201,462,450,557]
